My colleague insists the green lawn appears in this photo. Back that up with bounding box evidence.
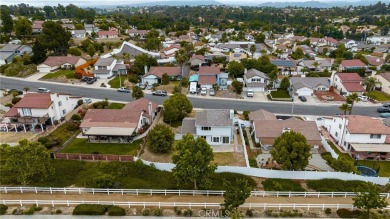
[327,140,353,161]
[61,138,142,155]
[355,160,390,177]
[368,91,390,101]
[270,90,291,98]
[107,103,125,109]
[40,70,75,79]
[108,76,126,88]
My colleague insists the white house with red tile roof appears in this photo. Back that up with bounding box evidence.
[1,93,79,132]
[37,56,86,73]
[97,30,119,39]
[324,115,390,160]
[375,73,390,95]
[197,66,222,89]
[141,66,180,85]
[32,20,44,34]
[332,72,365,96]
[324,37,339,47]
[339,59,367,71]
[79,98,159,142]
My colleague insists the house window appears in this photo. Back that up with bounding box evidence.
[222,137,229,144]
[62,109,66,115]
[58,101,62,106]
[339,124,342,129]
[201,136,206,139]
[212,137,220,143]
[201,127,211,131]
[370,134,381,139]
[22,108,32,116]
[335,132,338,137]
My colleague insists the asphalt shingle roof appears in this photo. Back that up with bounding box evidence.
[195,109,232,127]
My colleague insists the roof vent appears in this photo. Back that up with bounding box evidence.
[282,127,291,133]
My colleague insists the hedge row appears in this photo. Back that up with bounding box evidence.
[72,204,125,216]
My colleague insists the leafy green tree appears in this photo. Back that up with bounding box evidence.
[354,53,369,65]
[14,17,32,39]
[132,86,144,99]
[134,54,158,75]
[87,44,96,59]
[364,77,381,97]
[163,93,192,124]
[270,131,311,170]
[279,77,290,90]
[254,33,265,43]
[68,47,82,56]
[330,157,357,173]
[92,172,114,188]
[0,7,13,35]
[353,182,388,218]
[339,103,351,115]
[249,44,256,58]
[74,23,84,30]
[291,47,304,60]
[36,21,72,55]
[30,39,47,64]
[146,124,175,153]
[145,37,161,51]
[174,49,189,88]
[161,73,170,85]
[0,140,53,185]
[227,61,245,78]
[268,70,278,89]
[231,80,243,95]
[172,134,216,189]
[222,179,252,212]
[346,93,360,115]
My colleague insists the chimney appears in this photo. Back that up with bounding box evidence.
[148,102,153,121]
[144,65,148,74]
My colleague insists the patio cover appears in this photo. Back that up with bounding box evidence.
[84,127,135,136]
[351,143,390,153]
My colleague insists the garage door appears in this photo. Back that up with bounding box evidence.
[38,67,51,73]
[296,87,313,96]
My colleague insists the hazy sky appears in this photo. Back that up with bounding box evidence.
[1,0,364,7]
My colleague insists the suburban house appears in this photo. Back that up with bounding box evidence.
[0,44,33,66]
[375,73,390,94]
[37,56,86,73]
[141,66,181,85]
[93,58,126,79]
[72,30,86,39]
[126,29,149,38]
[299,60,332,72]
[97,30,119,39]
[243,68,269,92]
[339,59,367,71]
[80,98,159,143]
[324,115,390,160]
[290,77,330,96]
[250,109,322,148]
[84,24,98,35]
[176,109,234,146]
[197,66,228,90]
[332,72,365,96]
[270,59,299,75]
[190,55,206,68]
[104,42,161,60]
[364,55,385,70]
[32,20,44,34]
[339,39,357,49]
[1,93,79,132]
[229,52,247,62]
[324,37,339,47]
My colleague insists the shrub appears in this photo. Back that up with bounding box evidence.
[107,206,126,216]
[55,209,62,214]
[72,204,108,215]
[246,209,254,217]
[307,179,368,192]
[325,208,332,215]
[74,72,82,79]
[92,172,114,188]
[4,103,13,108]
[336,209,354,218]
[172,85,181,94]
[262,179,305,191]
[11,97,22,104]
[153,208,163,216]
[142,208,151,216]
[242,111,250,120]
[71,114,82,121]
[174,207,182,215]
[23,205,42,215]
[128,74,138,83]
[183,209,193,216]
[77,99,83,106]
[182,77,189,88]
[0,204,8,215]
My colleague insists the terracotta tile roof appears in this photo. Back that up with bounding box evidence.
[14,93,52,109]
[143,66,180,78]
[198,75,216,85]
[4,107,18,117]
[122,98,158,118]
[364,56,385,66]
[41,56,83,67]
[249,109,276,121]
[347,116,390,135]
[324,37,339,44]
[379,73,390,82]
[341,59,366,68]
[336,73,362,82]
[192,54,205,60]
[33,20,44,29]
[342,82,365,92]
[254,118,321,142]
[198,66,220,75]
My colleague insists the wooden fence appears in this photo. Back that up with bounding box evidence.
[53,153,133,162]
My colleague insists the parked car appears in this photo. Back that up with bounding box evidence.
[298,96,307,102]
[136,83,147,90]
[200,87,207,96]
[380,113,390,118]
[152,90,167,96]
[117,87,130,93]
[146,84,153,90]
[209,89,215,96]
[383,103,390,108]
[38,87,50,93]
[358,95,368,102]
[247,90,254,97]
[377,108,390,113]
[84,98,92,104]
[80,77,89,82]
[86,77,97,84]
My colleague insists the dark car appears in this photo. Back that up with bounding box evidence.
[86,77,97,84]
[152,90,167,96]
[383,103,390,108]
[298,96,307,102]
[377,108,390,113]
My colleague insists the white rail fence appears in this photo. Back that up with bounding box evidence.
[238,120,250,167]
[321,136,338,159]
[1,187,389,199]
[135,157,390,185]
[3,200,390,210]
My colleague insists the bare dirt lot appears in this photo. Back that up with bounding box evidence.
[0,132,36,144]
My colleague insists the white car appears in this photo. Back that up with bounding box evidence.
[358,95,368,102]
[247,90,254,97]
[200,87,207,96]
[84,98,92,104]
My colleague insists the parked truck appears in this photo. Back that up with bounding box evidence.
[189,81,197,94]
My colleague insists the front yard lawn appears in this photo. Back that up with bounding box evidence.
[368,91,390,101]
[60,138,142,155]
[108,76,126,88]
[355,160,390,177]
[40,70,75,79]
[270,90,290,98]
[107,102,125,109]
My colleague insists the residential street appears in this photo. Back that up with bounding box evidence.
[0,77,381,117]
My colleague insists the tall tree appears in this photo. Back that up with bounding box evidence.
[279,77,290,90]
[364,77,381,98]
[227,61,245,78]
[249,44,256,58]
[346,93,360,115]
[30,39,47,64]
[132,86,144,99]
[174,49,189,88]
[353,182,388,218]
[0,140,53,185]
[270,131,311,170]
[0,7,14,35]
[172,134,216,189]
[339,103,351,115]
[133,54,158,75]
[222,179,252,212]
[291,47,305,60]
[163,93,193,124]
[87,44,96,59]
[146,124,174,153]
[39,21,72,55]
[14,17,32,39]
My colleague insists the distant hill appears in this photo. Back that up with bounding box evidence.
[257,0,389,8]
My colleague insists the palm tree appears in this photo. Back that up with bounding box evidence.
[249,44,256,59]
[269,70,278,89]
[312,61,321,72]
[364,77,381,98]
[122,52,131,64]
[346,93,361,115]
[339,103,351,115]
[175,49,189,90]
[23,87,30,94]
